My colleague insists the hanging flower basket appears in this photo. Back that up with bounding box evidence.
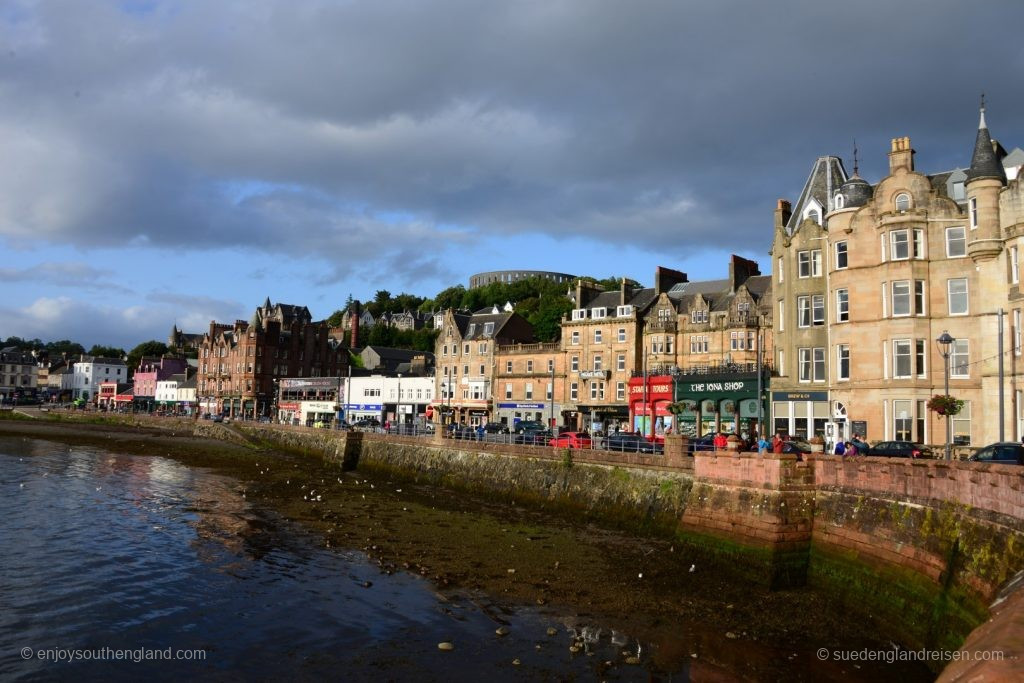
[927,394,963,416]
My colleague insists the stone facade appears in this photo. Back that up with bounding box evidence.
[197,300,348,418]
[772,108,1024,446]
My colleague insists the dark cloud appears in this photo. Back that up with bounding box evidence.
[1,0,1022,272]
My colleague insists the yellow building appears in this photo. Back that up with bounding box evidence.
[772,104,1024,447]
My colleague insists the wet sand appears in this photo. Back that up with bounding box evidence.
[0,415,933,680]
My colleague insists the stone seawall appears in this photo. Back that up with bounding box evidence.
[239,426,693,535]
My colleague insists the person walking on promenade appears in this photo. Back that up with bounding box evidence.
[758,434,770,456]
[772,432,785,454]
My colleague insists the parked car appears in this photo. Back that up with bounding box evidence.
[968,442,1024,465]
[866,440,933,459]
[548,432,593,449]
[353,417,381,428]
[605,432,663,453]
[514,428,553,445]
[513,420,545,434]
[482,422,510,434]
[686,434,717,453]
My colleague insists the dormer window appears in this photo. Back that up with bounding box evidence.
[467,323,476,336]
[571,308,587,321]
[591,307,607,319]
[895,193,911,212]
[807,209,820,224]
[483,322,494,336]
[691,309,708,324]
[616,305,633,317]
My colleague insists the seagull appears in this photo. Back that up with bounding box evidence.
[689,564,696,573]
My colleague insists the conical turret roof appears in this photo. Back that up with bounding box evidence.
[966,102,1006,185]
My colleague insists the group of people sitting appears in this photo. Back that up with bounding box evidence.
[834,434,870,457]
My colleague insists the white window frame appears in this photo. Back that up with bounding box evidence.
[617,354,626,371]
[572,308,587,321]
[835,241,848,270]
[778,257,784,282]
[836,288,849,323]
[594,329,602,344]
[969,197,978,229]
[798,296,811,328]
[813,347,825,382]
[778,301,784,331]
[571,330,579,345]
[1015,309,1022,356]
[890,230,910,260]
[1012,245,1020,285]
[591,307,607,319]
[891,280,911,317]
[892,339,912,379]
[946,226,966,258]
[571,356,579,372]
[895,193,911,212]
[837,344,850,381]
[916,339,927,378]
[570,382,578,401]
[617,327,626,342]
[947,278,969,316]
[915,280,926,317]
[950,339,969,378]
[616,305,633,317]
[812,295,825,326]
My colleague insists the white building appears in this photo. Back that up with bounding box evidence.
[72,355,127,401]
[342,374,434,425]
[156,371,196,414]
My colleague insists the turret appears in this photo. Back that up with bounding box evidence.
[966,100,1006,263]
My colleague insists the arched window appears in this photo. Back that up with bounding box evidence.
[834,192,845,210]
[807,209,820,225]
[895,193,911,212]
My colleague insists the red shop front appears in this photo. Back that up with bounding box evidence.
[628,375,675,439]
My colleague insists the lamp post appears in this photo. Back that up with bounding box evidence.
[936,331,955,461]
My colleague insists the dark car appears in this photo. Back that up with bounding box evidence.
[866,440,932,459]
[605,433,663,454]
[968,442,1024,465]
[353,417,381,428]
[686,434,717,454]
[482,422,509,434]
[514,428,553,445]
[513,420,545,434]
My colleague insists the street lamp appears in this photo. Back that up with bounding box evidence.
[936,331,955,461]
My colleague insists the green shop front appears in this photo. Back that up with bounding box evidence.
[672,371,768,440]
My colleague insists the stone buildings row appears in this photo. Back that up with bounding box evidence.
[429,104,1024,448]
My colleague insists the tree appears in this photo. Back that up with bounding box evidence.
[88,345,126,359]
[45,340,86,356]
[127,340,170,374]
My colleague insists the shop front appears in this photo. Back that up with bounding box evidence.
[496,402,550,429]
[343,402,383,424]
[770,390,829,441]
[628,375,675,439]
[674,372,768,440]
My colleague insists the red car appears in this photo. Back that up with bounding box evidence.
[548,432,593,449]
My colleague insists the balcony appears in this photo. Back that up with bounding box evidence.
[646,320,677,332]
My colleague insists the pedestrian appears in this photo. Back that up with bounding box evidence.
[834,440,846,456]
[713,432,727,450]
[757,434,770,456]
[772,432,785,454]
[844,440,858,457]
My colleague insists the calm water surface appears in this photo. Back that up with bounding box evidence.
[0,436,932,682]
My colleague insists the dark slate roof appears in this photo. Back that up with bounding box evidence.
[80,355,126,366]
[744,275,772,299]
[463,311,514,340]
[666,279,730,298]
[840,175,873,208]
[785,156,848,234]
[966,107,1007,184]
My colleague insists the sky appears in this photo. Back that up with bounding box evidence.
[2,0,1023,349]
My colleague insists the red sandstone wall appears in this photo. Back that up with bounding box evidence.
[811,455,1024,519]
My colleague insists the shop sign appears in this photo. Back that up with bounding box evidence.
[302,401,335,411]
[280,378,339,390]
[684,379,753,393]
[579,370,610,379]
[278,402,299,411]
[497,402,544,409]
[771,391,828,402]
